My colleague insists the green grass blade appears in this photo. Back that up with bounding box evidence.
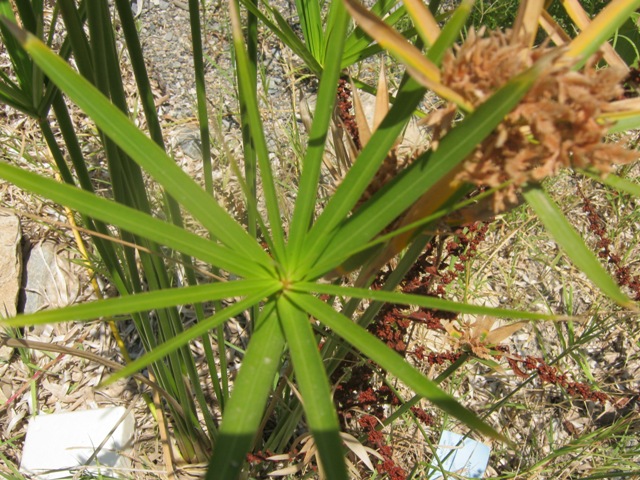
[0,3,34,96]
[0,80,33,114]
[106,286,281,385]
[292,282,560,321]
[113,0,165,148]
[579,169,640,197]
[288,292,507,442]
[294,76,427,277]
[0,162,264,278]
[567,0,640,68]
[306,58,552,279]
[277,296,348,480]
[239,0,322,75]
[604,108,640,133]
[427,0,474,65]
[295,0,324,61]
[230,0,286,257]
[57,0,94,79]
[1,21,271,266]
[522,184,635,308]
[1,279,276,328]
[185,0,213,194]
[286,1,349,268]
[404,0,441,47]
[206,301,286,479]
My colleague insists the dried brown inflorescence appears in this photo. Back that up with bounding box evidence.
[429,28,637,212]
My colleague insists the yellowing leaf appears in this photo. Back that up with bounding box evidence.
[566,0,639,68]
[343,0,473,110]
[403,0,441,47]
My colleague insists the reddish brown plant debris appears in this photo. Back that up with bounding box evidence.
[336,78,361,150]
[358,415,407,480]
[498,346,611,405]
[576,180,640,301]
[333,222,490,477]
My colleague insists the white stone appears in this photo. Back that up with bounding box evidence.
[20,407,135,479]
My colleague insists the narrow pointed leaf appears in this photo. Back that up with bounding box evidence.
[561,0,627,68]
[403,0,441,47]
[295,0,324,60]
[292,282,560,321]
[286,2,350,267]
[566,0,640,68]
[522,184,635,308]
[342,1,409,68]
[511,0,544,47]
[0,162,264,278]
[343,0,472,110]
[288,292,507,441]
[373,59,389,131]
[307,55,556,278]
[1,21,271,266]
[106,285,280,384]
[539,10,573,47]
[239,0,323,75]
[579,169,640,197]
[426,0,474,65]
[206,302,286,479]
[229,0,285,256]
[277,296,348,480]
[1,279,276,328]
[351,77,372,145]
[294,76,426,277]
[600,98,640,132]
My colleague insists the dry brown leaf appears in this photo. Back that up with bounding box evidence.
[351,78,372,147]
[511,0,545,46]
[373,58,389,132]
[403,0,441,47]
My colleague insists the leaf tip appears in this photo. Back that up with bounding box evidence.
[0,17,28,44]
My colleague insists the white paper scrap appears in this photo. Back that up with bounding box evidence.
[427,430,491,479]
[20,406,134,479]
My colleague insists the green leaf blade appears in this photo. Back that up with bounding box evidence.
[523,184,635,308]
[4,23,271,267]
[105,285,281,385]
[206,301,286,479]
[289,292,507,442]
[0,162,264,278]
[1,279,278,328]
[277,296,349,480]
[293,282,560,321]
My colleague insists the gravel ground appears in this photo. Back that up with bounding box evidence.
[1,2,639,479]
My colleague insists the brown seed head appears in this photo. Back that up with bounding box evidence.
[432,29,637,212]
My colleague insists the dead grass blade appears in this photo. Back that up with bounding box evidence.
[351,76,372,146]
[511,0,545,46]
[403,0,441,47]
[564,0,631,69]
[539,10,573,46]
[343,0,472,110]
[373,58,389,132]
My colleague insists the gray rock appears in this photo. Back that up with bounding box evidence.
[22,241,81,316]
[0,213,21,318]
[0,213,21,361]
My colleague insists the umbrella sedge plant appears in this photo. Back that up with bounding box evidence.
[0,0,639,478]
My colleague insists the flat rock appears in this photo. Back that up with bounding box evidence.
[22,241,82,317]
[0,213,21,361]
